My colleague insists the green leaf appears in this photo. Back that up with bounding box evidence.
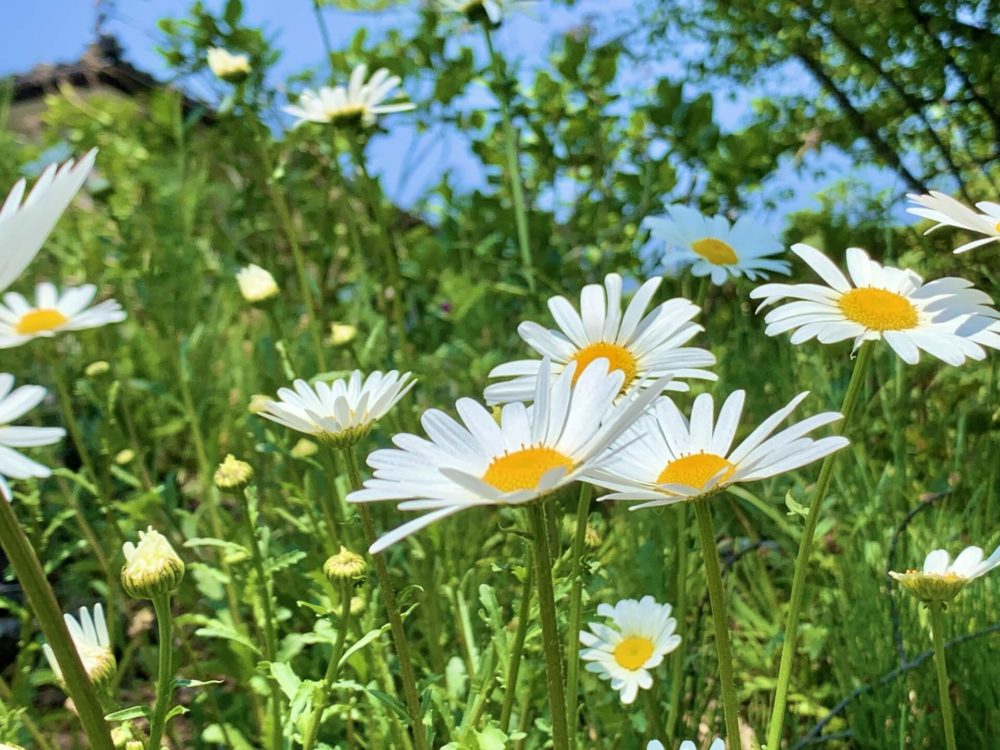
[195,621,262,655]
[105,706,149,722]
[173,678,224,690]
[269,661,302,701]
[785,489,809,518]
[339,624,390,667]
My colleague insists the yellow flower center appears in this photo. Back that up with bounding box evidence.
[15,308,68,335]
[613,636,655,671]
[569,342,638,387]
[837,288,918,331]
[482,447,574,493]
[691,237,739,265]
[657,452,735,490]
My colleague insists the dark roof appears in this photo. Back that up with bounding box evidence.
[11,35,214,121]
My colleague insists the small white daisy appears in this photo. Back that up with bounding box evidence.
[890,544,1000,602]
[348,359,668,553]
[207,47,251,81]
[586,390,847,509]
[438,0,526,24]
[42,604,116,686]
[648,741,725,750]
[258,370,415,448]
[284,64,415,127]
[579,596,681,704]
[484,273,715,405]
[235,263,279,303]
[0,282,125,349]
[906,191,1000,253]
[0,373,65,500]
[645,204,790,285]
[0,149,96,293]
[749,244,1000,365]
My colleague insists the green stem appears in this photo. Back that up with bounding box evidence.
[147,594,176,750]
[255,131,327,371]
[564,483,592,742]
[239,488,283,750]
[342,447,428,750]
[929,602,959,750]
[526,503,570,750]
[766,341,875,747]
[0,499,114,750]
[500,541,533,732]
[301,580,352,750]
[693,501,742,746]
[665,504,689,739]
[482,21,536,293]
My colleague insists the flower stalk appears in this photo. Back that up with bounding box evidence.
[499,541,533,732]
[928,602,959,750]
[0,498,114,750]
[526,502,570,750]
[301,579,353,750]
[564,482,592,743]
[693,499,742,746]
[766,340,875,747]
[146,593,176,750]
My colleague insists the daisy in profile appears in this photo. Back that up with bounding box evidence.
[42,604,115,686]
[484,273,715,405]
[890,543,1000,602]
[906,192,1000,253]
[258,370,415,448]
[438,0,526,25]
[284,64,415,128]
[0,373,66,499]
[749,244,999,365]
[0,149,96,292]
[648,741,724,750]
[587,390,847,508]
[0,282,125,349]
[348,359,668,553]
[644,204,790,285]
[579,596,680,704]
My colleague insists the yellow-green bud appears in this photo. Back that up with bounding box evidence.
[214,454,254,490]
[85,360,111,377]
[121,527,185,599]
[115,448,135,465]
[125,742,144,750]
[290,438,319,459]
[584,524,602,549]
[328,322,358,346]
[889,570,967,603]
[249,393,271,414]
[349,594,366,617]
[324,546,367,582]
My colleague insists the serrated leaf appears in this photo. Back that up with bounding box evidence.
[265,550,307,574]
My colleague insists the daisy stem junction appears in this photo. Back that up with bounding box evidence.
[301,578,352,750]
[342,446,429,750]
[0,497,114,750]
[928,601,959,750]
[766,340,874,748]
[565,482,593,742]
[693,499,742,746]
[482,20,536,294]
[147,592,177,750]
[526,502,571,750]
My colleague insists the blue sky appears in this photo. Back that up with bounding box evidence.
[2,0,904,229]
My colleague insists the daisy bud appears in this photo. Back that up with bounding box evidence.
[290,438,319,459]
[115,449,135,465]
[236,264,279,303]
[214,454,254,490]
[85,360,110,377]
[328,322,358,346]
[349,594,367,616]
[121,527,185,599]
[207,47,251,83]
[324,546,367,582]
[584,523,602,549]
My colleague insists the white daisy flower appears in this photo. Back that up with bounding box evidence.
[42,604,116,686]
[206,47,251,81]
[644,204,790,285]
[484,273,715,405]
[586,390,847,509]
[648,741,725,750]
[749,244,1000,365]
[890,544,1000,602]
[258,370,415,448]
[0,149,96,293]
[906,191,1000,253]
[579,596,681,704]
[235,263,279,303]
[0,282,126,349]
[348,359,669,553]
[0,373,65,500]
[284,64,415,128]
